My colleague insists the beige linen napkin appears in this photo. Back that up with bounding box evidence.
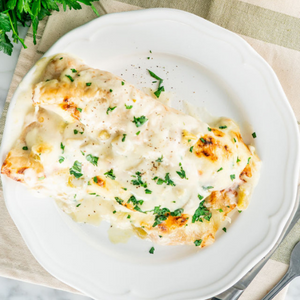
[1,0,300,299]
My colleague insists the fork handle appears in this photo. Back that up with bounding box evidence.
[261,268,297,300]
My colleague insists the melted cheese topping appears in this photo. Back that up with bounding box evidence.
[1,54,261,247]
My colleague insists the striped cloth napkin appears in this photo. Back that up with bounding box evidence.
[1,0,300,299]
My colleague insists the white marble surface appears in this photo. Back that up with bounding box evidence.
[0,25,299,300]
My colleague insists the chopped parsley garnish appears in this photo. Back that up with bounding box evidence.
[189,146,194,153]
[122,134,127,142]
[149,246,155,254]
[60,142,65,153]
[198,194,204,200]
[76,107,82,112]
[202,186,214,190]
[147,69,165,98]
[222,227,227,232]
[230,174,235,181]
[125,104,133,109]
[219,126,227,129]
[153,173,176,186]
[89,193,96,195]
[238,210,242,213]
[104,169,116,180]
[121,81,125,85]
[194,239,202,246]
[145,189,152,194]
[136,131,140,135]
[71,68,77,73]
[207,127,212,131]
[22,146,28,150]
[127,195,144,206]
[65,75,74,82]
[74,129,78,134]
[152,206,170,227]
[176,163,188,179]
[252,132,257,138]
[69,161,83,178]
[233,138,237,143]
[164,173,176,186]
[237,157,241,163]
[147,57,150,59]
[200,138,206,143]
[60,57,63,60]
[115,197,123,205]
[76,203,81,207]
[86,154,99,166]
[122,187,127,191]
[86,82,92,86]
[81,151,85,156]
[59,156,65,163]
[192,201,212,223]
[113,210,116,214]
[218,208,223,213]
[154,86,165,98]
[131,171,147,188]
[127,215,131,219]
[106,106,117,115]
[217,167,223,172]
[247,157,251,164]
[109,89,113,92]
[93,176,98,183]
[132,116,148,127]
[156,155,163,163]
[170,208,184,217]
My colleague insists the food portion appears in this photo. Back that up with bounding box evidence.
[1,54,261,248]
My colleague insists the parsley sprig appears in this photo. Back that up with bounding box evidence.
[0,0,99,56]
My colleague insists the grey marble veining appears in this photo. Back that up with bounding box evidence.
[0,277,92,300]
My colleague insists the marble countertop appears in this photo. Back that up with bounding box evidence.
[0,28,299,300]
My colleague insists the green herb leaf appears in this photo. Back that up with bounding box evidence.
[76,107,82,112]
[192,201,211,223]
[202,186,214,190]
[189,146,194,153]
[125,104,133,109]
[121,81,125,85]
[147,70,163,81]
[69,160,83,178]
[74,129,78,134]
[198,194,204,200]
[86,154,99,166]
[76,203,81,207]
[149,246,155,254]
[145,189,152,194]
[65,74,74,82]
[230,174,235,181]
[156,155,163,163]
[217,167,223,172]
[115,197,123,205]
[22,146,28,150]
[194,239,202,246]
[170,208,183,217]
[222,227,227,232]
[252,132,257,138]
[247,157,251,164]
[122,134,126,142]
[71,68,77,73]
[233,138,237,143]
[200,138,206,143]
[106,106,117,115]
[207,127,212,131]
[86,82,92,86]
[131,171,147,188]
[237,157,241,163]
[104,169,116,180]
[136,131,140,135]
[219,125,227,129]
[59,156,65,163]
[176,163,187,179]
[60,142,65,153]
[109,89,113,92]
[132,116,148,127]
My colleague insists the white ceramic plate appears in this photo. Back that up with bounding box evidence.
[1,8,300,300]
